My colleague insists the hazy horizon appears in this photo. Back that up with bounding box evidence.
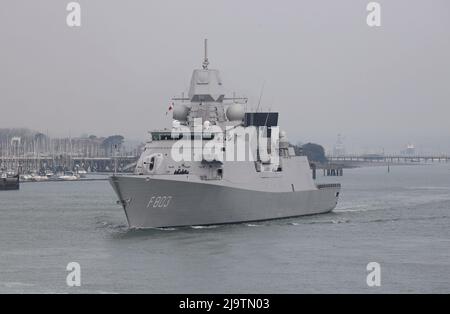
[1,0,449,154]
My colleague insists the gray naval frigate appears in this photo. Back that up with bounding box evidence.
[110,40,340,228]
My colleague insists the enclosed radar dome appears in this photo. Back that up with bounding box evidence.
[226,103,245,121]
[172,104,189,121]
[188,39,225,102]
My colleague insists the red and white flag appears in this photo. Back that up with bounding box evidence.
[166,102,174,115]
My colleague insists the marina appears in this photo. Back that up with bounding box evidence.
[0,156,139,175]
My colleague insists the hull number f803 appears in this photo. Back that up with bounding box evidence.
[146,196,172,208]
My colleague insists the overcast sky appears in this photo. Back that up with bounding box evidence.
[1,0,449,154]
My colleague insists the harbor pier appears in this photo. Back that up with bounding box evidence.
[328,154,450,163]
[322,164,344,177]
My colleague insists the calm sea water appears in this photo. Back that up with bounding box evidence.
[1,164,449,293]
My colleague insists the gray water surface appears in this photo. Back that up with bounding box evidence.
[1,164,449,293]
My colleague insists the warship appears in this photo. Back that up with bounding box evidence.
[110,40,340,228]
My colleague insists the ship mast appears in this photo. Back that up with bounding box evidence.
[202,38,209,70]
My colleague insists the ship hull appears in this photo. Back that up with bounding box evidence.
[109,175,340,228]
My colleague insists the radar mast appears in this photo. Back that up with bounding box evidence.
[202,39,209,70]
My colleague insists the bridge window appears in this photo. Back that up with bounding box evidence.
[150,131,214,141]
[151,132,183,141]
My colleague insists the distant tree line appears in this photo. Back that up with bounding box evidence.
[0,128,128,157]
[101,135,124,155]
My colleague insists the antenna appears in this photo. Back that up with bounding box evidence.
[202,39,209,69]
[256,81,265,112]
